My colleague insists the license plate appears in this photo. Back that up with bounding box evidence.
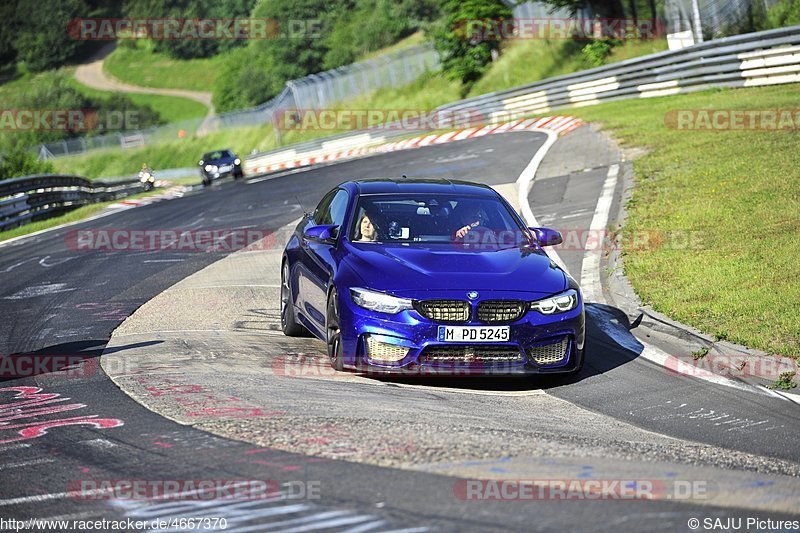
[219,164,233,172]
[438,326,510,342]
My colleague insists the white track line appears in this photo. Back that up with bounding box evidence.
[0,458,55,471]
[579,164,619,302]
[576,165,777,397]
[514,128,569,272]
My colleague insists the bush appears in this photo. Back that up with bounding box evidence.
[0,150,56,180]
[765,0,800,28]
[581,39,620,68]
[0,71,164,152]
[212,47,283,112]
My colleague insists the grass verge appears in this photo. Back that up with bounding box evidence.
[567,84,800,358]
[103,43,224,92]
[68,76,208,123]
[468,38,669,97]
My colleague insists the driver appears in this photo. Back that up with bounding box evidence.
[454,202,488,239]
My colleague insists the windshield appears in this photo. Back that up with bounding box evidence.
[203,150,233,160]
[349,193,530,247]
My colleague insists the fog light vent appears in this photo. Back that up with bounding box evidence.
[527,338,569,365]
[366,336,409,362]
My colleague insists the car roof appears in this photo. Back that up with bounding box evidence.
[349,178,498,197]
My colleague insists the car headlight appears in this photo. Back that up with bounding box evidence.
[204,164,214,172]
[234,158,241,165]
[530,289,579,315]
[350,288,413,314]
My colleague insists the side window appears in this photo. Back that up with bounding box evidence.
[312,189,337,225]
[328,190,350,227]
[316,189,349,226]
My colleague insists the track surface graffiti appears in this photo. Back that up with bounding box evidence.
[0,386,123,444]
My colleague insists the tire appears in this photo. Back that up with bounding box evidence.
[326,286,344,371]
[280,262,305,337]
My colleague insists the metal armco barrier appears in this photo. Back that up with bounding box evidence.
[436,25,800,122]
[244,25,800,174]
[0,175,142,232]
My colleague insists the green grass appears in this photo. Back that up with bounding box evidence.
[469,38,669,97]
[68,77,208,123]
[358,31,426,61]
[52,71,462,179]
[0,68,207,123]
[104,43,224,92]
[566,84,800,358]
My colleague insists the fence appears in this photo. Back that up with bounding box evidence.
[33,45,440,159]
[0,175,142,231]
[244,25,800,174]
[665,0,781,40]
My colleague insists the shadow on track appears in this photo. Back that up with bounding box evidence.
[0,339,162,381]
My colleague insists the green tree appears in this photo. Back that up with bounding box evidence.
[122,0,256,59]
[323,0,437,69]
[212,46,282,112]
[431,0,512,87]
[15,0,89,72]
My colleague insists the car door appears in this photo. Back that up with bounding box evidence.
[297,188,349,331]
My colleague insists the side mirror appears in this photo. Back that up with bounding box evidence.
[303,224,339,243]
[529,227,562,247]
[198,160,204,166]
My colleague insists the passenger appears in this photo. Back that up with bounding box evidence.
[355,214,378,242]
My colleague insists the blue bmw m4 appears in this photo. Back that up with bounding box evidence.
[281,178,585,376]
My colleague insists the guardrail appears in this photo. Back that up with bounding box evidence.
[436,25,800,122]
[244,25,800,173]
[0,175,143,232]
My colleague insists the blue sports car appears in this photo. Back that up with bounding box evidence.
[281,178,585,376]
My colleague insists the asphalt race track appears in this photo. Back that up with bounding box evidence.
[1,130,798,532]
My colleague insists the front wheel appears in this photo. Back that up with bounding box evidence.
[280,263,304,336]
[326,286,344,371]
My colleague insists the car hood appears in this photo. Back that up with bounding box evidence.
[341,242,566,298]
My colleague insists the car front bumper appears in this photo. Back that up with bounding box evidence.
[337,291,586,376]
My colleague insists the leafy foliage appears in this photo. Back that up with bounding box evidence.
[0,71,163,153]
[764,0,800,28]
[430,0,512,87]
[0,150,56,180]
[13,0,89,72]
